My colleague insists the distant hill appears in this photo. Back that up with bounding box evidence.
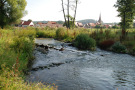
[77,19,97,24]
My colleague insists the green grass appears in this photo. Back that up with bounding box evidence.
[0,65,57,90]
[12,27,135,54]
[0,29,57,90]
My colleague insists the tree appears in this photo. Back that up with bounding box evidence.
[0,0,27,29]
[28,19,32,22]
[63,15,75,28]
[114,0,135,39]
[61,0,79,29]
[95,25,100,29]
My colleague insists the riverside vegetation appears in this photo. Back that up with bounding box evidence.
[0,26,135,89]
[0,28,57,90]
[35,27,135,55]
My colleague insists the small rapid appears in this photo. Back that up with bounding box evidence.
[27,38,135,90]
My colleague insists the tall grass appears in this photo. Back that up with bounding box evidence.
[0,29,57,90]
[12,27,135,54]
[0,65,57,90]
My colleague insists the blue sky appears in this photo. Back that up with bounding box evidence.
[22,0,120,23]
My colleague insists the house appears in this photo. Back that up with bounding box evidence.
[84,13,103,28]
[36,21,63,28]
[89,23,96,28]
[22,21,34,27]
[75,22,84,27]
[104,24,110,28]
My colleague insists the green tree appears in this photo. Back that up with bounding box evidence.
[63,15,75,28]
[0,0,27,29]
[95,25,100,29]
[114,0,135,39]
[28,19,32,22]
[61,0,79,29]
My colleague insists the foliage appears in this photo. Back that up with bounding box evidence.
[95,25,101,29]
[0,65,57,90]
[123,41,135,48]
[61,0,79,29]
[100,40,115,49]
[35,28,56,38]
[132,47,135,53]
[111,42,127,53]
[36,31,46,38]
[112,25,120,29]
[0,30,35,71]
[114,0,135,38]
[0,29,56,90]
[56,28,66,39]
[74,33,96,50]
[11,36,34,57]
[63,21,75,29]
[0,0,27,29]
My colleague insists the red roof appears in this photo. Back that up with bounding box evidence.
[22,21,31,25]
[47,21,57,24]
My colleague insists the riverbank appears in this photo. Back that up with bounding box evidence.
[0,29,57,90]
[54,28,135,56]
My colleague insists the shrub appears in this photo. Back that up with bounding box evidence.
[123,41,135,48]
[36,31,45,38]
[100,40,115,49]
[133,47,135,52]
[131,47,135,55]
[56,28,66,39]
[11,36,34,57]
[74,33,96,50]
[111,42,127,53]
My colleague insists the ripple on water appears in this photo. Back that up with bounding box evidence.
[27,38,135,90]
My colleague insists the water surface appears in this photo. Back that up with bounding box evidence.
[27,38,135,90]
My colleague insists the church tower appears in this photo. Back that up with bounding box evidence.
[98,13,102,25]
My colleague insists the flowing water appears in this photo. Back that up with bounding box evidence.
[27,38,135,90]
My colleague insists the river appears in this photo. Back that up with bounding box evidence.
[27,38,135,90]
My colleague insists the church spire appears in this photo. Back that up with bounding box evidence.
[98,13,101,25]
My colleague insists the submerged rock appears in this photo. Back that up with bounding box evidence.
[59,48,64,51]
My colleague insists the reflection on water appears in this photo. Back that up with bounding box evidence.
[27,38,135,90]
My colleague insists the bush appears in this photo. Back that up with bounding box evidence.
[123,41,135,48]
[131,47,135,55]
[111,42,127,53]
[56,28,66,39]
[74,33,96,50]
[100,40,115,49]
[36,31,45,38]
[133,47,135,52]
[11,36,34,57]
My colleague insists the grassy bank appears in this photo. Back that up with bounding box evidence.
[13,27,135,55]
[0,29,57,90]
[32,27,135,55]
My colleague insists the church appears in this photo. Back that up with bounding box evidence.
[84,13,103,28]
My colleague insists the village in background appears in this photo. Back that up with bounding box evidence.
[15,14,133,29]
